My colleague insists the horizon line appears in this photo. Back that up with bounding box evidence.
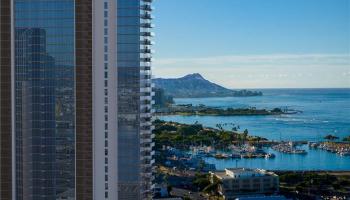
[229,87,350,90]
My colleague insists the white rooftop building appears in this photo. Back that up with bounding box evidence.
[210,168,279,200]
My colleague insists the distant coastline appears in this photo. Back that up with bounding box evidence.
[156,104,301,116]
[233,88,350,90]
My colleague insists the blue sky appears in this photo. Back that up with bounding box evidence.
[153,0,350,88]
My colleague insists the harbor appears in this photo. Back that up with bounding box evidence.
[309,141,350,156]
[190,140,317,159]
[158,140,350,172]
[272,142,307,154]
[191,144,277,159]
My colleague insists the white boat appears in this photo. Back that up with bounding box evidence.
[265,153,276,159]
[339,152,350,156]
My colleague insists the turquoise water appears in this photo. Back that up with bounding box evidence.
[159,88,350,170]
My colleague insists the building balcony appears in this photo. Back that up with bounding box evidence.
[141,187,152,195]
[140,48,153,54]
[141,90,155,96]
[140,146,152,153]
[140,142,154,148]
[141,157,154,165]
[140,57,152,62]
[141,151,154,159]
[140,152,153,159]
[140,147,152,153]
[140,71,152,77]
[140,98,152,104]
[141,144,155,152]
[141,164,153,172]
[140,32,155,37]
[140,13,154,20]
[141,75,152,81]
[141,66,151,72]
[140,138,152,144]
[140,124,154,131]
[140,5,154,11]
[150,142,155,148]
[140,96,153,106]
[141,107,151,113]
[141,171,153,179]
[140,100,151,108]
[140,121,153,128]
[140,112,152,118]
[140,86,152,93]
[140,78,152,84]
[140,130,153,137]
[140,125,152,132]
[140,54,152,60]
[140,39,154,45]
[141,155,152,162]
[141,106,152,114]
[141,81,152,88]
[140,135,154,143]
[140,23,154,28]
[141,115,152,121]
[141,175,154,183]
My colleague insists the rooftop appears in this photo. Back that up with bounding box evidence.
[211,168,278,180]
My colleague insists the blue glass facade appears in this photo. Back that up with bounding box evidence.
[117,0,142,198]
[117,0,154,199]
[14,1,75,199]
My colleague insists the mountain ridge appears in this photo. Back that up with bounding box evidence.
[153,73,263,98]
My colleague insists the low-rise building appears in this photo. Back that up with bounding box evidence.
[235,195,288,200]
[210,168,279,200]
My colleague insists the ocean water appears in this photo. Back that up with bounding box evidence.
[159,88,350,170]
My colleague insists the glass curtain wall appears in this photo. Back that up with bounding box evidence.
[117,0,142,199]
[14,1,75,199]
[117,0,154,199]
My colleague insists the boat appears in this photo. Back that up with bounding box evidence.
[272,142,307,154]
[196,150,207,158]
[265,153,276,159]
[339,152,350,156]
[215,154,229,159]
[308,142,319,148]
[291,149,307,154]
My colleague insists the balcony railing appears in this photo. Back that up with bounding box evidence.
[140,48,152,54]
[140,23,154,28]
[140,32,154,37]
[140,132,154,139]
[140,41,153,46]
[140,57,152,62]
[140,5,154,11]
[140,13,154,20]
[140,66,151,71]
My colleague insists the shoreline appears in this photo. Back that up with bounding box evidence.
[155,104,301,116]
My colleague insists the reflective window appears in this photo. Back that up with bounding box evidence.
[14,1,75,199]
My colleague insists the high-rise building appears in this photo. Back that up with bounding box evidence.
[117,0,155,199]
[0,0,154,199]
